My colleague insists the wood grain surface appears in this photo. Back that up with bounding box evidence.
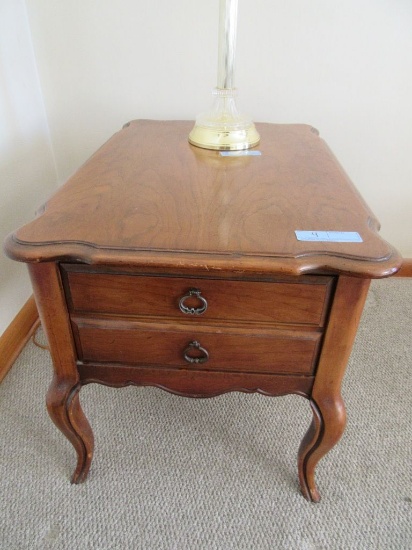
[5,120,401,277]
[63,267,333,327]
[72,318,322,375]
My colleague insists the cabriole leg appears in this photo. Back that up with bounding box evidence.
[46,376,94,483]
[29,262,95,483]
[298,276,370,502]
[298,397,346,502]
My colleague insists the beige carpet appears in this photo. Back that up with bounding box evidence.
[0,279,411,549]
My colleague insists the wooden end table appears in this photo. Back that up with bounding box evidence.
[4,120,401,501]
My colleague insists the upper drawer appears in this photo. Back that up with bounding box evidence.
[62,267,334,327]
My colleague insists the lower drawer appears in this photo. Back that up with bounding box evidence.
[72,319,322,375]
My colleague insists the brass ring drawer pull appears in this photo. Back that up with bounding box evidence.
[183,341,209,364]
[178,288,208,315]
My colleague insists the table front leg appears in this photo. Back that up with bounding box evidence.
[47,376,94,483]
[297,276,370,502]
[29,262,95,483]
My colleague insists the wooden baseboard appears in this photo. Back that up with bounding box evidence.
[0,295,40,384]
[394,258,412,277]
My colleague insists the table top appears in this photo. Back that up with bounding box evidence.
[5,120,401,277]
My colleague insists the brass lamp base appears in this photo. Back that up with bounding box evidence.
[188,122,260,151]
[189,88,260,151]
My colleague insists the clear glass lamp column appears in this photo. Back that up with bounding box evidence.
[189,0,260,151]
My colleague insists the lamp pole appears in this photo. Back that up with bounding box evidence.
[217,0,238,90]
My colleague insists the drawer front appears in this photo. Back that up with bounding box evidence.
[64,269,333,327]
[73,319,322,375]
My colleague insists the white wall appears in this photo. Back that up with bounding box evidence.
[2,1,411,332]
[24,0,219,183]
[0,0,57,335]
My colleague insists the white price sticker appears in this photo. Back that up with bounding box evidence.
[295,231,363,243]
